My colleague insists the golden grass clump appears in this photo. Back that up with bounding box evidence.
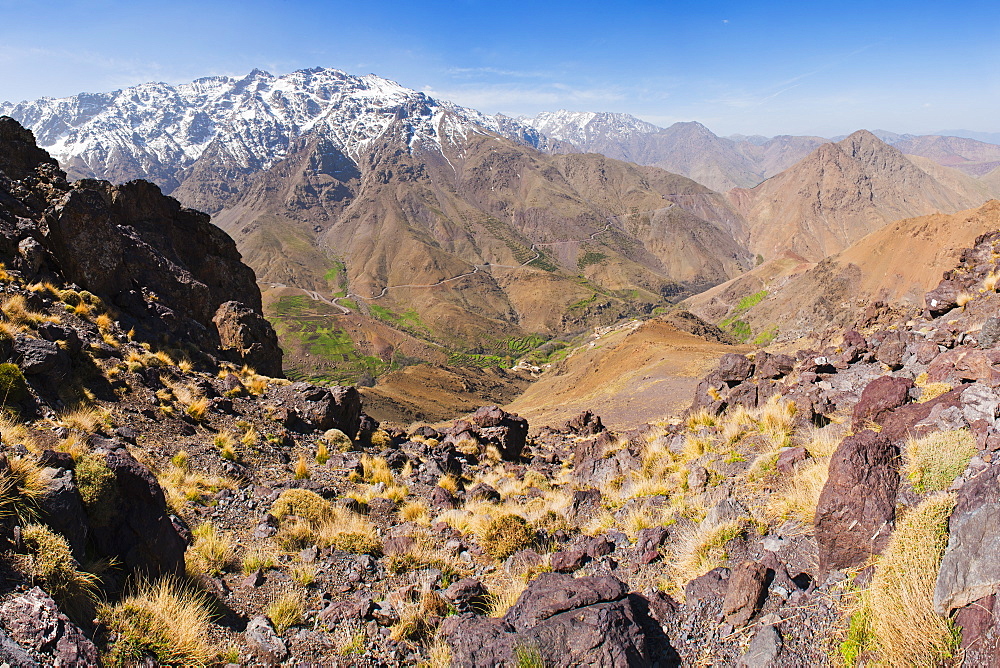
[100,577,217,667]
[270,488,381,554]
[158,461,235,518]
[58,405,106,433]
[956,292,974,308]
[765,426,840,524]
[187,523,236,577]
[1,294,52,327]
[904,429,977,493]
[685,408,718,431]
[18,524,99,615]
[370,429,393,448]
[359,454,394,485]
[267,592,304,634]
[984,270,1000,292]
[399,500,431,525]
[241,545,277,574]
[669,519,745,595]
[0,454,48,522]
[841,493,958,667]
[294,455,310,480]
[477,514,534,561]
[315,440,330,465]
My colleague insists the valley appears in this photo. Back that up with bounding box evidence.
[3,55,1000,666]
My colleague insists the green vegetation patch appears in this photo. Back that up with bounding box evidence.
[719,289,769,343]
[270,296,391,385]
[578,251,607,269]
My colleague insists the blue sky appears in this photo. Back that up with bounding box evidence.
[1,0,997,136]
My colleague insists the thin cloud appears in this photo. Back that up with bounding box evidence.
[422,83,628,113]
[446,66,550,79]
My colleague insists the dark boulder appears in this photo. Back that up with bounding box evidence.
[925,279,962,316]
[815,430,899,572]
[212,301,283,377]
[851,375,913,431]
[468,405,529,461]
[268,383,364,437]
[89,442,187,578]
[563,410,606,435]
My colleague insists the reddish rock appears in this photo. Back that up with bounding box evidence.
[926,280,962,316]
[722,561,768,626]
[717,353,754,384]
[851,375,914,430]
[468,406,529,460]
[0,587,99,667]
[563,410,605,435]
[684,567,731,602]
[815,430,899,572]
[775,447,808,474]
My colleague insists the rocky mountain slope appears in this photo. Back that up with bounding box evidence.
[522,112,827,193]
[3,71,759,389]
[687,199,1000,346]
[730,130,991,262]
[2,115,998,667]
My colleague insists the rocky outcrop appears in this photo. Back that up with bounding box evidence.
[814,430,899,573]
[441,573,670,667]
[89,440,187,578]
[935,461,1000,615]
[0,588,99,667]
[0,116,281,376]
[213,301,282,377]
[266,383,365,437]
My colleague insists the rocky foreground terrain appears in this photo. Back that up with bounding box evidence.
[0,113,998,667]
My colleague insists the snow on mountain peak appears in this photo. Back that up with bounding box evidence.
[1,67,544,190]
[521,109,660,145]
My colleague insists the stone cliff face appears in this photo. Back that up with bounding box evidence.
[0,116,282,376]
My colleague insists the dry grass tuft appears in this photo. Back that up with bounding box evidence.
[267,592,304,634]
[100,577,217,667]
[186,522,236,577]
[841,493,958,667]
[58,405,106,433]
[241,545,277,574]
[270,488,381,554]
[669,519,745,595]
[904,429,977,493]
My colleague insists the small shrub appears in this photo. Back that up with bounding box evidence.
[478,514,534,561]
[267,592,303,634]
[315,441,330,465]
[18,524,99,616]
[99,577,217,667]
[322,428,353,452]
[75,453,118,526]
[0,363,28,404]
[370,429,393,448]
[271,488,332,524]
[271,489,381,554]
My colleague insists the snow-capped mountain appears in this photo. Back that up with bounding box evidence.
[520,110,660,146]
[0,67,545,193]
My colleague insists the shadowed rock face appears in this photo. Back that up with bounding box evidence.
[0,116,282,375]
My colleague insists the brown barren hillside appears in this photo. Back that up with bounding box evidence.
[732,130,989,262]
[505,318,745,430]
[689,200,1000,343]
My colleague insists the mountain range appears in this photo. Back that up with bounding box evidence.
[3,66,998,387]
